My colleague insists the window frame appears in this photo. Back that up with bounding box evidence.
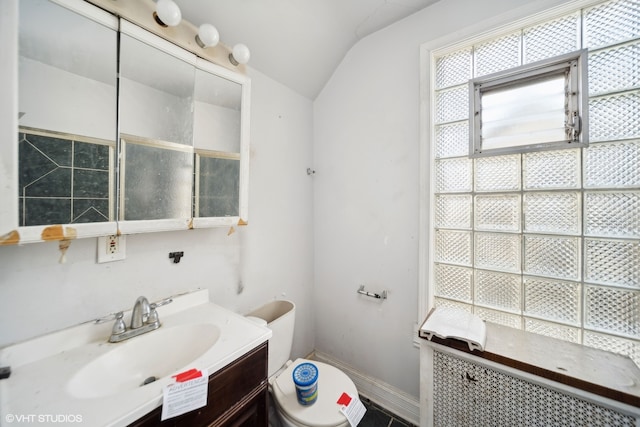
[470,49,589,157]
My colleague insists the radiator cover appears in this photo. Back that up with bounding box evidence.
[433,351,637,426]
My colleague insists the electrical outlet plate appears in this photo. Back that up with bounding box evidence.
[97,235,126,263]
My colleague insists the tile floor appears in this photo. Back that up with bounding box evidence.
[359,397,417,427]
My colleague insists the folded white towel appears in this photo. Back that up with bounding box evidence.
[419,307,486,352]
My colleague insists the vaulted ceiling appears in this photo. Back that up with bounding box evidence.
[174,0,440,99]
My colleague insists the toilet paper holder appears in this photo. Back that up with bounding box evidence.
[357,285,387,300]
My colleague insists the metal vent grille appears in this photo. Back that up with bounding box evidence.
[433,351,636,427]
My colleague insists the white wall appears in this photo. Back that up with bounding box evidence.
[0,67,315,361]
[313,0,574,398]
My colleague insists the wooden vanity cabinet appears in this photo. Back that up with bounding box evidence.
[129,342,268,427]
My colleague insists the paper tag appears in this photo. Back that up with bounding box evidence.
[337,393,366,427]
[161,368,208,421]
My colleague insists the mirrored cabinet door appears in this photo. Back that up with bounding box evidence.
[192,59,250,227]
[117,23,196,231]
[15,0,118,242]
[2,0,250,244]
[193,68,242,219]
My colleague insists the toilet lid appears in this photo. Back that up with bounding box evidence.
[272,358,358,427]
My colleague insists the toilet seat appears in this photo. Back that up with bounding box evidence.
[271,358,358,427]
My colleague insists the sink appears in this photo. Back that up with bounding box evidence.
[67,323,220,399]
[2,290,273,426]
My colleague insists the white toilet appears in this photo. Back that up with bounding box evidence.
[246,300,358,427]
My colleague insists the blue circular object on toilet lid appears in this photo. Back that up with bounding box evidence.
[272,359,358,427]
[292,363,318,386]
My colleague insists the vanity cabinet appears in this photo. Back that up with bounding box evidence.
[129,341,268,427]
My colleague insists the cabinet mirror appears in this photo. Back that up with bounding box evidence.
[118,28,195,227]
[193,66,243,220]
[15,0,118,241]
[5,0,250,244]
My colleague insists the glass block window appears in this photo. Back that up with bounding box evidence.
[430,0,640,365]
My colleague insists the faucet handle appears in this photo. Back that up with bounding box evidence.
[94,311,121,324]
[147,298,172,325]
[148,304,159,325]
[154,298,173,308]
[112,312,126,335]
[148,303,159,325]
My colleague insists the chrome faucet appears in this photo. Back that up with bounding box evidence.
[109,296,172,343]
[131,296,151,329]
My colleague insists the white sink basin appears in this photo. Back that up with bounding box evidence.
[0,290,272,427]
[67,323,220,399]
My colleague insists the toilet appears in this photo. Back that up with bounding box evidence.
[246,300,358,427]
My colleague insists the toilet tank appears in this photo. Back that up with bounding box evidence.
[246,300,295,378]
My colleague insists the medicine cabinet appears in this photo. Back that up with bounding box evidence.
[2,0,250,244]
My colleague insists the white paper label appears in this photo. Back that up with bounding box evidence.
[338,393,366,427]
[161,369,208,421]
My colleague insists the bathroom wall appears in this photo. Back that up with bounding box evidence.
[313,0,575,398]
[0,63,315,362]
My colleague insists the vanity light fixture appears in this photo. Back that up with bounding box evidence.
[150,0,250,66]
[154,0,181,27]
[195,24,220,48]
[229,43,250,66]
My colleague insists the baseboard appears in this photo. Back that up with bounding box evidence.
[311,350,420,425]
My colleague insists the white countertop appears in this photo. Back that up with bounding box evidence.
[0,290,272,427]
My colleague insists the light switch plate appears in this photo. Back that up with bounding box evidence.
[97,235,126,263]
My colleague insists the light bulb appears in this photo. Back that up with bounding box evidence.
[229,43,250,66]
[155,0,181,27]
[196,24,219,48]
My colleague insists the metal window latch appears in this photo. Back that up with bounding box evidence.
[566,113,581,141]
